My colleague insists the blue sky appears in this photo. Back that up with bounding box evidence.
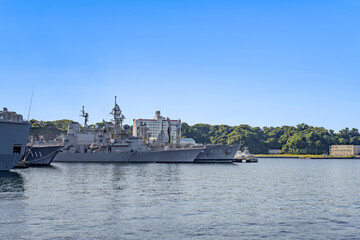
[0,0,359,131]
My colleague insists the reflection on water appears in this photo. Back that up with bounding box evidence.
[1,159,360,239]
[25,165,61,170]
[0,171,21,178]
[0,171,30,239]
[0,171,24,198]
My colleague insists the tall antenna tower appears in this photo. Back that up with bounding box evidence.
[110,96,125,134]
[80,106,89,128]
[138,121,149,143]
[27,87,35,121]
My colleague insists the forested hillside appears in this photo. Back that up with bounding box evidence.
[181,123,360,154]
[29,119,75,141]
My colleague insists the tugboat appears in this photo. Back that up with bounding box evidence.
[233,147,258,163]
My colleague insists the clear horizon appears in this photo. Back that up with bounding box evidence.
[1,0,359,132]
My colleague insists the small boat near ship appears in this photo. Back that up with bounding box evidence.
[234,147,258,163]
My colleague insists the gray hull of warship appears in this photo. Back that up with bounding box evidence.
[194,144,240,163]
[54,148,203,163]
[24,145,62,166]
[54,151,134,163]
[129,148,202,163]
[0,122,31,171]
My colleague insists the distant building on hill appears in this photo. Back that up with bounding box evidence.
[268,149,282,154]
[0,107,23,122]
[330,145,360,156]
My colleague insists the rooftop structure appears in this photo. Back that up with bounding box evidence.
[0,107,24,123]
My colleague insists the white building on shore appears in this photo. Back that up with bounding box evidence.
[133,111,181,143]
[268,149,282,154]
[330,145,360,156]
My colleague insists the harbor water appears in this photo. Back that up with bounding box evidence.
[1,158,360,239]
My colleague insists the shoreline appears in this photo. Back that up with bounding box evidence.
[255,154,359,159]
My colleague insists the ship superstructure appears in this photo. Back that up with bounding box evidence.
[0,107,31,171]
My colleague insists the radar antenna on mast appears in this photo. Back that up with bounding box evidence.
[110,96,125,135]
[80,106,89,128]
[138,120,149,143]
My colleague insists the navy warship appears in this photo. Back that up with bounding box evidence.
[0,108,31,171]
[194,144,240,163]
[134,110,240,163]
[24,145,62,166]
[54,98,202,163]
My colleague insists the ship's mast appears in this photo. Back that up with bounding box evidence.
[156,120,166,146]
[166,118,181,146]
[176,119,181,145]
[167,118,172,144]
[110,96,125,138]
[139,121,149,143]
[80,106,89,129]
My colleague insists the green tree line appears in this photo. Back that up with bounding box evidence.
[29,119,74,141]
[181,123,360,154]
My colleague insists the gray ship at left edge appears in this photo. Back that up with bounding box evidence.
[0,107,31,171]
